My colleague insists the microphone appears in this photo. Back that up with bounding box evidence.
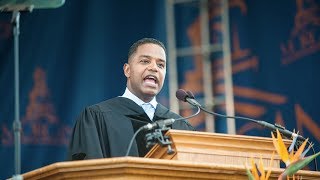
[176,89,306,142]
[255,121,306,141]
[186,90,195,98]
[142,118,176,130]
[176,89,201,107]
[125,100,200,156]
[141,107,199,131]
[0,0,65,12]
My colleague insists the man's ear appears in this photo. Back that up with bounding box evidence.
[123,63,130,78]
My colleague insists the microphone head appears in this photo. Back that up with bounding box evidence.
[186,90,195,99]
[176,89,188,102]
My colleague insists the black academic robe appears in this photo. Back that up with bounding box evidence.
[68,97,194,160]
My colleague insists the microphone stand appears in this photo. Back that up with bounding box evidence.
[12,10,23,180]
[145,127,174,155]
[125,105,200,156]
[125,124,174,157]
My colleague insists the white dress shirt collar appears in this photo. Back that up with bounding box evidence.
[121,88,158,109]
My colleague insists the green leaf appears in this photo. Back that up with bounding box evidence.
[246,168,255,180]
[281,152,320,177]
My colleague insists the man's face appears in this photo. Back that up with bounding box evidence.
[124,43,166,102]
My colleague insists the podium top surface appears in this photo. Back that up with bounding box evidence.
[20,156,320,180]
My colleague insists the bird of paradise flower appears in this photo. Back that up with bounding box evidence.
[246,129,320,180]
[245,152,275,180]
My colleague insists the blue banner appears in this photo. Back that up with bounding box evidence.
[173,0,320,170]
[0,0,167,178]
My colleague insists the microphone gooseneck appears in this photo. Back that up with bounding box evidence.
[125,126,145,156]
[142,105,200,131]
[176,89,306,142]
[177,89,319,171]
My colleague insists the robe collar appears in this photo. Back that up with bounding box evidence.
[108,97,172,121]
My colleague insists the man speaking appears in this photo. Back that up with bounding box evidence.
[68,38,194,160]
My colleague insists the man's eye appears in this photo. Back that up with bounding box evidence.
[140,59,149,63]
[158,64,165,68]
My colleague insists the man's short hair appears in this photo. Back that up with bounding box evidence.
[128,38,166,62]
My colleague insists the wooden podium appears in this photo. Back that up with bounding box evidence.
[146,130,287,168]
[21,130,320,180]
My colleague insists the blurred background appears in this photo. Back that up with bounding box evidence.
[1,0,320,178]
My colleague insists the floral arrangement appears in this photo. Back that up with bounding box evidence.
[246,129,320,180]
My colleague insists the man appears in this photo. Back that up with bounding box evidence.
[68,38,194,160]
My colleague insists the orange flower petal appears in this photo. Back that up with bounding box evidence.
[266,151,275,179]
[271,132,280,155]
[276,129,289,165]
[258,156,265,180]
[250,158,259,179]
[292,138,309,162]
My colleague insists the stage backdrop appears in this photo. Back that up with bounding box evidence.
[0,0,319,179]
[173,0,320,170]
